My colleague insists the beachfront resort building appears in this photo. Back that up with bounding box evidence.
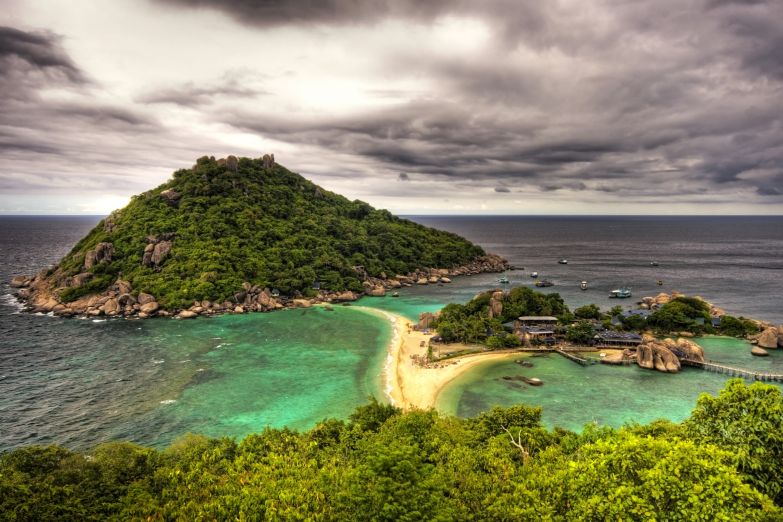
[593,331,643,347]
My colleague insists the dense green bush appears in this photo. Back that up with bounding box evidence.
[54,157,485,308]
[648,297,711,333]
[718,315,761,337]
[1,380,780,520]
[433,287,570,345]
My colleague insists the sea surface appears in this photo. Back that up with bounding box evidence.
[1,216,782,450]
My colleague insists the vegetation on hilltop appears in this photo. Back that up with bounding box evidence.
[0,380,780,520]
[53,156,485,308]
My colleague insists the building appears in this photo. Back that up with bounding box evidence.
[593,331,642,347]
[518,316,558,326]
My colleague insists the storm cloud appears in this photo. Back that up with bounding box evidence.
[1,0,782,214]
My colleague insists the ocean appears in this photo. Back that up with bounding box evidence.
[1,215,782,451]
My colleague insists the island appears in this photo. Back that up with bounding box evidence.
[9,154,508,318]
[379,289,783,411]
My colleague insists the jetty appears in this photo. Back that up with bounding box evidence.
[681,358,783,383]
[555,349,591,366]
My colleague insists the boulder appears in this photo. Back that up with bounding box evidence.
[118,293,136,307]
[292,299,312,308]
[416,278,429,285]
[751,346,769,357]
[178,310,198,319]
[673,338,704,362]
[262,153,275,169]
[68,273,92,288]
[102,298,119,315]
[140,302,159,314]
[10,275,30,288]
[488,290,504,319]
[334,291,358,302]
[758,327,779,349]
[137,293,156,305]
[114,280,133,294]
[368,285,386,297]
[440,277,452,283]
[234,305,245,313]
[151,241,172,266]
[387,279,402,289]
[84,242,114,269]
[637,341,680,373]
[160,189,181,205]
[778,326,783,348]
[428,276,439,284]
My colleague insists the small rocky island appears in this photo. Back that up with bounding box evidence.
[9,154,508,319]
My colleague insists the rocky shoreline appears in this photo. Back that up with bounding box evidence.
[9,254,509,320]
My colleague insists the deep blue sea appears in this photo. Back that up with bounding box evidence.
[1,215,782,451]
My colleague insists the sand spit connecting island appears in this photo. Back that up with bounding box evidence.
[356,306,519,410]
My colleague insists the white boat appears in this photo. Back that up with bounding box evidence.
[609,287,632,299]
[530,271,539,278]
[498,276,510,284]
[580,281,588,290]
[558,259,568,264]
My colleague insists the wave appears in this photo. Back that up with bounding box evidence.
[0,293,25,314]
[159,399,176,405]
[151,359,165,365]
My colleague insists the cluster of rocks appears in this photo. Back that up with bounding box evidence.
[9,252,508,321]
[142,234,175,268]
[602,335,705,373]
[638,291,726,317]
[751,326,783,356]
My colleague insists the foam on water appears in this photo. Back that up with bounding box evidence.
[0,293,25,314]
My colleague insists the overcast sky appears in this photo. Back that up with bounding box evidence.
[1,0,782,215]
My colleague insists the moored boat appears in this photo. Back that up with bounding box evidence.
[535,279,554,287]
[498,276,510,284]
[580,281,588,290]
[609,287,632,298]
[530,271,539,278]
[650,261,659,266]
[558,259,568,264]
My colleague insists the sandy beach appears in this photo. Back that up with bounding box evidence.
[358,307,521,410]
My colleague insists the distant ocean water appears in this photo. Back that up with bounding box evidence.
[1,215,782,450]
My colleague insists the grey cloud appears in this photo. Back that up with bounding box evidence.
[398,173,409,181]
[494,186,510,193]
[138,73,267,107]
[154,0,453,26]
[0,26,85,82]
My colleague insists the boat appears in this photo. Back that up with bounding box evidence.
[391,291,400,297]
[580,280,588,290]
[650,261,659,267]
[535,279,554,287]
[498,276,510,284]
[558,259,568,265]
[522,376,544,386]
[657,280,663,286]
[609,287,632,298]
[530,271,539,278]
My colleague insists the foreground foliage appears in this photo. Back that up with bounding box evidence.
[1,380,781,521]
[56,156,484,307]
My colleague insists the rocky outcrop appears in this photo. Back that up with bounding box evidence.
[488,290,504,319]
[178,310,198,319]
[160,189,181,206]
[10,275,31,288]
[636,338,681,373]
[262,153,275,169]
[751,346,769,357]
[758,327,779,349]
[601,349,635,365]
[334,291,359,302]
[84,242,114,269]
[664,338,705,362]
[142,234,174,268]
[418,312,437,330]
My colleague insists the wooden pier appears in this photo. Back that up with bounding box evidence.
[555,349,592,366]
[681,359,783,383]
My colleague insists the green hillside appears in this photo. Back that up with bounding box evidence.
[51,155,485,308]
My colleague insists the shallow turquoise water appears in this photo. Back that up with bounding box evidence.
[438,337,783,431]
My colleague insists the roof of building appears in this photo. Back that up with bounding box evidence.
[621,309,653,318]
[595,331,642,341]
[519,316,558,321]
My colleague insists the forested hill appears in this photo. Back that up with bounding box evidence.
[16,155,489,310]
